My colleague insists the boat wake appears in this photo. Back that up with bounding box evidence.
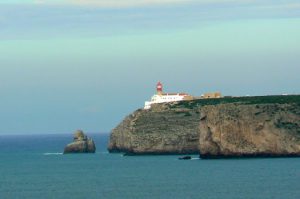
[43,152,63,155]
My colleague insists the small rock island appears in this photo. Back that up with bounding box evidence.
[64,130,96,154]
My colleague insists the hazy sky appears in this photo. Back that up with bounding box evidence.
[0,0,300,134]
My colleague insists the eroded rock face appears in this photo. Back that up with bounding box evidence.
[199,103,300,158]
[108,103,200,155]
[64,130,96,154]
[109,95,300,156]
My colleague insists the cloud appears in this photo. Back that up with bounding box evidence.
[6,0,300,10]
[34,0,197,7]
[33,0,265,8]
[258,3,300,10]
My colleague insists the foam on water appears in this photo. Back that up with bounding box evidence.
[43,152,63,155]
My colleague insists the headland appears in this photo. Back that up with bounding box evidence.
[108,82,300,158]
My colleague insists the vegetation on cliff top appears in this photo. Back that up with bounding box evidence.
[173,95,300,109]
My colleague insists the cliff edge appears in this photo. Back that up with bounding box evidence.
[199,103,300,158]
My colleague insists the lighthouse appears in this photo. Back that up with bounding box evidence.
[144,82,192,109]
[156,81,163,95]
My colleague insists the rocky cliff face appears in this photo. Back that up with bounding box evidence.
[199,103,300,158]
[108,102,200,154]
[108,95,300,157]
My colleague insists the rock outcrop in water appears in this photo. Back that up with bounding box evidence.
[199,103,300,158]
[64,130,96,154]
[108,95,300,157]
[108,102,200,155]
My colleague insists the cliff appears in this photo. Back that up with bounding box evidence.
[108,95,300,156]
[199,102,300,158]
[108,102,200,154]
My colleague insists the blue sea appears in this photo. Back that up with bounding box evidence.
[0,133,299,199]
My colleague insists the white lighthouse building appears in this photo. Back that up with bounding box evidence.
[144,82,191,109]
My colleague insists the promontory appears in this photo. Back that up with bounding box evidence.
[108,95,300,158]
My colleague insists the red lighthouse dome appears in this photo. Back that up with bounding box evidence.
[156,81,163,94]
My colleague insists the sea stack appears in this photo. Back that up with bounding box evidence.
[64,130,96,154]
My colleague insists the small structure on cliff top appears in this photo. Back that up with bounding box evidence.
[144,82,193,109]
[64,130,96,154]
[201,92,222,99]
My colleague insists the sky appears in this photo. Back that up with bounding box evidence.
[0,0,300,134]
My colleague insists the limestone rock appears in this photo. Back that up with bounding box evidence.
[199,103,300,158]
[108,103,200,155]
[64,130,96,154]
[108,95,300,156]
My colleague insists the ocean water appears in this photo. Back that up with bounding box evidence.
[0,134,299,199]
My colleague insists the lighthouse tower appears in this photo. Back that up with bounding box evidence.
[144,81,190,109]
[156,82,163,95]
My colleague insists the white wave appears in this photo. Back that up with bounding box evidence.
[191,157,200,160]
[43,152,63,155]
